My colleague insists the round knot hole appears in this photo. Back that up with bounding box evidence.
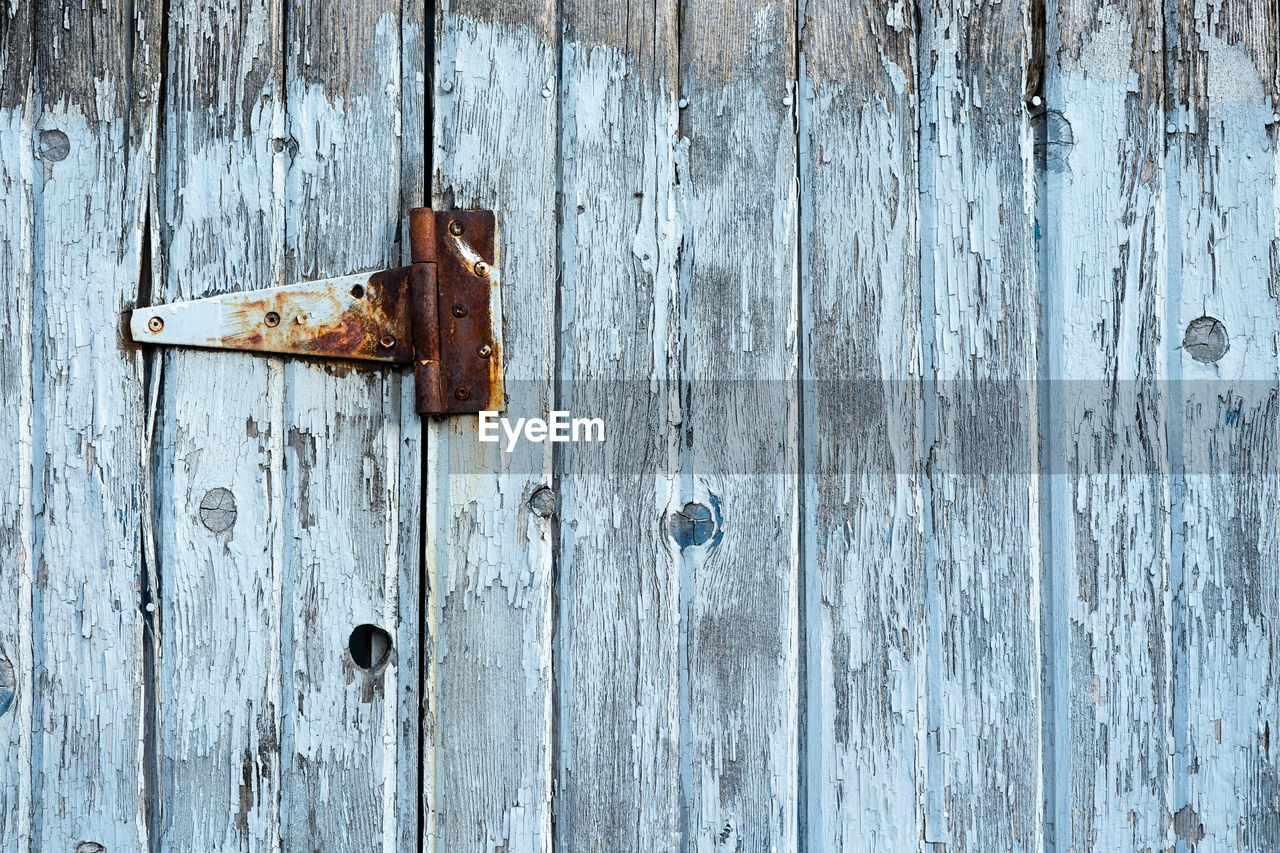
[348,624,393,672]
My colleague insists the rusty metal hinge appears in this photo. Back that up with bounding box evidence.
[130,208,502,416]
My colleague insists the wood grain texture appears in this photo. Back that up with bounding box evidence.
[1041,2,1172,850]
[155,0,422,848]
[678,0,800,849]
[281,3,420,850]
[553,1,682,850]
[800,2,924,850]
[918,1,1042,849]
[0,0,157,847]
[153,0,287,846]
[1166,0,1280,848]
[0,6,36,847]
[429,3,558,851]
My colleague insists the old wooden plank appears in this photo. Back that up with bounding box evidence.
[552,1,681,850]
[152,0,287,846]
[280,4,420,850]
[0,5,35,847]
[429,3,558,851]
[799,2,925,849]
[678,0,800,849]
[918,1,1042,848]
[1040,1,1172,849]
[1166,0,1280,848]
[0,0,158,847]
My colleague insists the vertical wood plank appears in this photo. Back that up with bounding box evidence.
[678,0,800,849]
[1167,0,1279,847]
[153,0,286,846]
[430,3,558,850]
[0,5,35,846]
[553,2,681,850]
[799,2,925,849]
[918,1,1042,848]
[281,4,420,849]
[4,0,157,847]
[1040,1,1172,849]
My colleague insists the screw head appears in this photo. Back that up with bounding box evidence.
[147,316,164,332]
[452,304,468,318]
[454,386,470,401]
[264,311,281,327]
[477,343,493,358]
[448,220,464,236]
[473,261,489,277]
[379,334,396,349]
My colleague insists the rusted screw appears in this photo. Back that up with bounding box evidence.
[452,304,468,318]
[380,334,396,349]
[147,316,164,333]
[473,261,489,277]
[454,386,470,401]
[448,221,464,236]
[264,311,281,327]
[476,343,493,359]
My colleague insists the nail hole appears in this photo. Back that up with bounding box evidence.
[264,311,281,327]
[348,624,393,671]
[380,334,396,349]
[1183,316,1228,363]
[350,284,365,299]
[198,487,237,533]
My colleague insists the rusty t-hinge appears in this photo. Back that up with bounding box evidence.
[130,208,502,416]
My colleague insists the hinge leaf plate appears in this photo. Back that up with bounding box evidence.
[130,269,415,363]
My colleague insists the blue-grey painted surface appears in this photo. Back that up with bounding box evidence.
[3,0,1278,850]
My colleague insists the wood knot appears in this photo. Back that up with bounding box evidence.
[0,650,14,717]
[1183,316,1227,363]
[667,501,719,549]
[199,488,238,533]
[529,487,557,517]
[39,129,69,162]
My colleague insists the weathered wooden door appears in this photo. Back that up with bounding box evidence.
[3,0,1279,850]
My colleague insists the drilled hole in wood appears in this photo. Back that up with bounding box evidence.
[348,624,392,671]
[1183,316,1228,363]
